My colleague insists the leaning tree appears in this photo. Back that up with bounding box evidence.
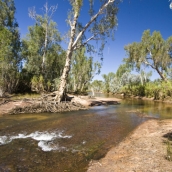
[53,0,120,102]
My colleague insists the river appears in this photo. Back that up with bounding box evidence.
[0,96,172,172]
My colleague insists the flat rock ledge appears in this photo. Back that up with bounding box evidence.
[87,119,172,172]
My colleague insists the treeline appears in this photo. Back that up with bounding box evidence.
[1,0,172,102]
[0,0,101,97]
[91,30,172,101]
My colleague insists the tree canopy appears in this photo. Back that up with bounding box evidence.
[22,3,64,93]
[124,30,172,81]
[69,48,101,92]
[0,0,21,95]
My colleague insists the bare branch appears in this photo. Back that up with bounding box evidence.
[28,6,36,20]
[44,2,48,14]
[42,2,58,18]
[29,3,58,21]
[49,5,58,18]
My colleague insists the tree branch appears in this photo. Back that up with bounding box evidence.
[73,34,98,50]
[143,60,155,69]
[72,0,115,49]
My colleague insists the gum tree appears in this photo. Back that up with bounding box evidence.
[55,0,120,102]
[124,30,172,81]
[22,3,64,92]
[28,3,59,74]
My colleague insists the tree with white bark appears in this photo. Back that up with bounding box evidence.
[28,2,58,74]
[55,0,120,102]
[22,3,64,93]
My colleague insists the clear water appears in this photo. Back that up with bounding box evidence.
[0,96,172,172]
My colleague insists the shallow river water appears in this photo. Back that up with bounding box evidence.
[0,97,172,172]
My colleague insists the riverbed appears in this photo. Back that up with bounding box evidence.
[0,97,172,171]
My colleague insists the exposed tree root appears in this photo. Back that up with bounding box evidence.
[7,92,87,115]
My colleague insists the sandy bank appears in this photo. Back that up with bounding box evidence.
[87,119,172,172]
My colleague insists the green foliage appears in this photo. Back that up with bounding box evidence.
[0,27,12,61]
[52,78,61,91]
[144,81,172,100]
[87,1,119,58]
[67,0,120,59]
[120,80,172,100]
[55,0,120,101]
[17,68,32,93]
[102,72,116,93]
[129,85,145,97]
[22,9,65,92]
[116,63,131,78]
[125,30,172,81]
[31,75,44,93]
[0,0,16,27]
[0,0,21,95]
[69,48,101,92]
[0,0,120,98]
[70,0,83,14]
[22,22,62,75]
[144,82,157,98]
[90,80,103,92]
[47,80,51,92]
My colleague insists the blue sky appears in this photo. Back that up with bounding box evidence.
[14,0,172,80]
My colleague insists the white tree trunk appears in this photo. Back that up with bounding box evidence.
[55,50,73,102]
[55,5,79,102]
[56,0,115,102]
[42,21,48,73]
